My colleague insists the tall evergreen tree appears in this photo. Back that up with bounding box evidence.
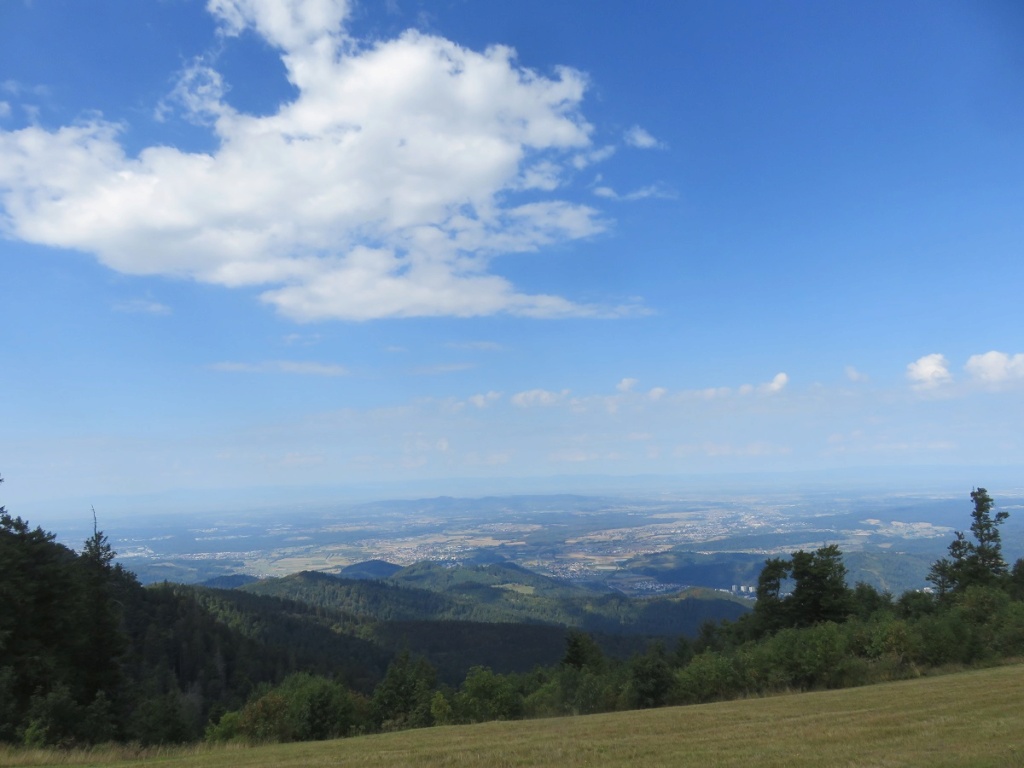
[74,510,128,705]
[0,475,85,740]
[928,488,1009,595]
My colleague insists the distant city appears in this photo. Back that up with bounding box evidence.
[48,487,1022,597]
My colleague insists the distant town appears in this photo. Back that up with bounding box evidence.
[89,489,1024,597]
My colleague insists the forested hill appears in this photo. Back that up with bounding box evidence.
[236,564,749,685]
[0,479,745,746]
[0,496,395,744]
[241,561,750,635]
[4,480,1024,750]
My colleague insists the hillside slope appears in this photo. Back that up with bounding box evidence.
[239,565,749,683]
[242,562,749,634]
[9,663,1022,767]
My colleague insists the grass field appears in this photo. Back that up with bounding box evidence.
[4,663,1023,768]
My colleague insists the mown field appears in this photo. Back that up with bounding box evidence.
[4,663,1022,768]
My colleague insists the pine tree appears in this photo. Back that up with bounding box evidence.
[928,488,1009,595]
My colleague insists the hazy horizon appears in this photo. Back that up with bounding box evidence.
[8,464,1023,528]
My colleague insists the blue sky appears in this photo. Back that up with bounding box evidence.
[2,0,1023,512]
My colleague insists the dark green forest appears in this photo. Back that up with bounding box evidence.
[3,475,1024,748]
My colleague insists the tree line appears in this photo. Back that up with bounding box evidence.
[2,476,1023,747]
[206,487,1024,743]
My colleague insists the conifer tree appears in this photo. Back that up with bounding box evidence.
[928,488,1008,595]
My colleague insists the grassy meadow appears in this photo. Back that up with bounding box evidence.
[3,663,1022,768]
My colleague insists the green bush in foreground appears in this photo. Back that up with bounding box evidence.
[205,673,368,743]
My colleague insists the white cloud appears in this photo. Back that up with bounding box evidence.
[0,102,10,120]
[965,351,1024,385]
[0,0,630,322]
[648,386,667,401]
[759,372,789,394]
[211,360,348,376]
[469,391,502,408]
[674,441,790,458]
[623,125,665,149]
[516,160,563,191]
[209,0,351,53]
[283,332,322,346]
[571,144,616,170]
[844,365,867,382]
[155,59,230,125]
[113,298,171,315]
[1,80,48,98]
[907,353,951,390]
[511,388,570,407]
[592,183,674,202]
[550,449,600,463]
[698,386,731,399]
[540,372,788,411]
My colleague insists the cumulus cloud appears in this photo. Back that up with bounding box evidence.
[965,351,1024,385]
[616,377,638,393]
[907,354,952,390]
[623,125,664,149]
[0,0,630,322]
[844,365,867,382]
[211,360,348,376]
[511,388,570,407]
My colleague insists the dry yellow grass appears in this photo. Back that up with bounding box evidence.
[4,663,1023,768]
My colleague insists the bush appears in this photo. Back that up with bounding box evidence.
[455,666,523,723]
[227,673,364,743]
[994,601,1024,657]
[204,709,242,742]
[675,652,741,704]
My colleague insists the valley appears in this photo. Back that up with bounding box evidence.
[91,488,1024,596]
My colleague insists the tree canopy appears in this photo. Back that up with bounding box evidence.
[928,488,1009,596]
[751,544,852,636]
